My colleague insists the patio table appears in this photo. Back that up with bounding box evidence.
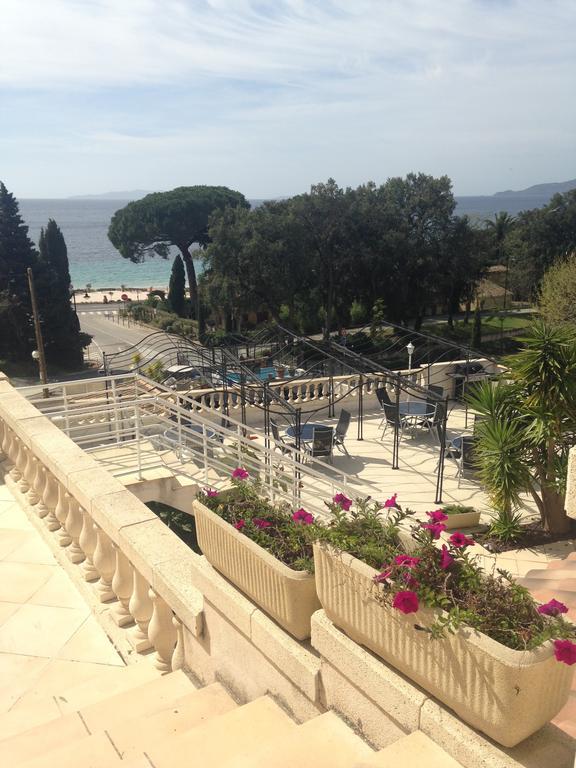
[398,402,435,418]
[285,423,326,442]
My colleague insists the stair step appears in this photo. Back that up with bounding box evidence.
[14,732,121,768]
[0,660,163,746]
[107,682,237,761]
[0,670,195,766]
[522,568,576,581]
[225,710,374,768]
[353,731,463,767]
[147,695,296,768]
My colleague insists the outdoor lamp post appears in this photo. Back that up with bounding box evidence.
[406,342,415,371]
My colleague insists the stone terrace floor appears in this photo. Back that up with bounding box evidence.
[0,475,126,719]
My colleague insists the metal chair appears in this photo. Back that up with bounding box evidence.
[270,419,294,455]
[380,403,406,439]
[307,426,334,463]
[376,386,393,428]
[333,409,351,454]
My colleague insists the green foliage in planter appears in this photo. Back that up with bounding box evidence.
[199,476,315,573]
[319,498,576,656]
[441,504,476,516]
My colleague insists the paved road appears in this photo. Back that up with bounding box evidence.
[78,309,152,355]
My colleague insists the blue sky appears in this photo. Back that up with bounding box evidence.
[1,0,574,198]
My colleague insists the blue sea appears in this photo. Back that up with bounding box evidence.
[18,194,552,290]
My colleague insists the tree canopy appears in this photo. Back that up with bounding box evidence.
[539,254,576,326]
[167,254,186,318]
[108,186,250,318]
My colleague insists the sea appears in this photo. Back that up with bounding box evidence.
[18,194,553,291]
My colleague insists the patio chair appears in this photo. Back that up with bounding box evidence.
[270,419,295,455]
[427,385,444,398]
[380,403,406,440]
[307,426,334,463]
[457,435,477,487]
[333,409,351,454]
[376,386,393,428]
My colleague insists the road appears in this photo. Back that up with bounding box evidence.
[78,307,152,355]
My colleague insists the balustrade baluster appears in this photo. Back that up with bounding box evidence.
[0,420,6,462]
[128,571,153,652]
[111,546,134,627]
[34,464,48,519]
[25,456,40,506]
[66,498,85,563]
[54,484,72,546]
[93,526,116,602]
[171,616,185,671]
[148,588,176,673]
[79,510,99,581]
[18,445,31,493]
[8,435,22,481]
[42,472,60,531]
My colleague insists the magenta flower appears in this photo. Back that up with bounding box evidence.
[538,599,569,617]
[333,493,352,511]
[401,572,419,588]
[292,508,314,525]
[554,639,576,665]
[427,509,448,523]
[394,554,421,569]
[373,569,392,584]
[383,494,399,508]
[422,522,446,540]
[449,532,475,548]
[392,590,419,614]
[253,518,272,529]
[204,488,219,497]
[439,545,454,570]
[234,519,245,530]
[232,467,249,480]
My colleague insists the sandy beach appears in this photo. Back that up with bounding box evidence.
[74,287,167,304]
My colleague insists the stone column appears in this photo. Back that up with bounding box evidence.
[42,472,60,531]
[9,435,22,481]
[66,498,85,564]
[92,526,116,602]
[148,588,177,673]
[111,546,134,627]
[54,484,72,547]
[34,464,48,519]
[79,510,99,581]
[17,445,30,493]
[25,456,40,506]
[128,571,153,653]
[171,616,185,672]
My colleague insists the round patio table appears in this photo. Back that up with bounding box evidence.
[398,402,435,417]
[285,423,327,441]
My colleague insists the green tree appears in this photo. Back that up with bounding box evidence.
[37,219,86,369]
[167,254,186,317]
[484,212,515,310]
[471,304,482,348]
[468,322,576,534]
[539,254,576,325]
[0,182,37,363]
[108,186,249,318]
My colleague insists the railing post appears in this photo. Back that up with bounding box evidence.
[392,374,401,470]
[66,498,85,563]
[128,571,153,652]
[93,526,116,602]
[111,546,135,627]
[148,588,177,673]
[134,405,142,480]
[79,510,99,581]
[55,485,72,546]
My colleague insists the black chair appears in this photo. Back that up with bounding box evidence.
[270,419,294,455]
[427,385,444,398]
[457,435,477,487]
[308,426,334,463]
[376,387,393,429]
[380,403,406,439]
[333,409,351,454]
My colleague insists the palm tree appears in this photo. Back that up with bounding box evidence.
[468,322,576,534]
[484,212,516,309]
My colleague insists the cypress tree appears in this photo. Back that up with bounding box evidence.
[0,182,37,362]
[168,254,186,317]
[37,219,85,369]
[471,305,482,348]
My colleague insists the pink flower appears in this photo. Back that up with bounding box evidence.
[234,519,245,530]
[232,467,249,480]
[554,639,576,665]
[383,494,399,508]
[253,518,272,529]
[439,545,454,570]
[422,522,446,540]
[392,590,419,614]
[333,493,352,511]
[204,488,219,497]
[427,509,448,523]
[401,572,419,588]
[394,554,421,569]
[538,599,569,617]
[292,508,314,525]
[449,532,475,548]
[373,569,392,584]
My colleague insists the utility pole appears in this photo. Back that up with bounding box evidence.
[27,267,49,398]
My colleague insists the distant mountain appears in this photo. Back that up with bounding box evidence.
[68,190,152,200]
[494,179,576,198]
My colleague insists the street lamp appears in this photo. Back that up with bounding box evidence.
[31,350,39,362]
[406,341,415,371]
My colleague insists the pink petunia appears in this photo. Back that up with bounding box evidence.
[292,508,314,525]
[427,509,449,523]
[439,545,454,570]
[392,590,419,614]
[422,522,446,540]
[449,532,475,548]
[394,554,421,569]
[204,488,219,497]
[333,493,352,511]
[232,467,249,480]
[383,494,399,508]
[373,569,392,584]
[234,519,245,530]
[538,599,569,617]
[554,639,576,665]
[253,518,272,529]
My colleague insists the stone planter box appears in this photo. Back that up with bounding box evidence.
[193,498,320,640]
[313,543,573,747]
[442,510,481,530]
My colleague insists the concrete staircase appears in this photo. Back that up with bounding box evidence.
[519,551,576,738]
[0,661,464,767]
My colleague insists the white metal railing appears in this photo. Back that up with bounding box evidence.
[17,374,365,520]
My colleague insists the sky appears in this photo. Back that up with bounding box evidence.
[1,0,575,199]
